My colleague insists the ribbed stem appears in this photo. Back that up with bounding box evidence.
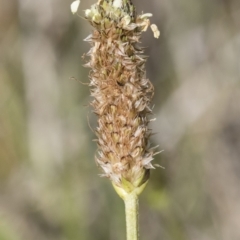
[124,192,139,240]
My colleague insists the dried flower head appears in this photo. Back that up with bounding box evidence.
[75,0,159,197]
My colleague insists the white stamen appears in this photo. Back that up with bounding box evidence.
[151,24,160,39]
[71,0,80,14]
[140,13,153,19]
[149,118,156,122]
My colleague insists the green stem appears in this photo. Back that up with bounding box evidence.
[124,192,139,240]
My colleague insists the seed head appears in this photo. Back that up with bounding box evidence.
[74,0,160,196]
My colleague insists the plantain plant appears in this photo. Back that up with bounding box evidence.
[71,1,160,239]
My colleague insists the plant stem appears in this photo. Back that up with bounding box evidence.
[124,192,139,240]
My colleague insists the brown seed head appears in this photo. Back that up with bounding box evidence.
[83,0,159,194]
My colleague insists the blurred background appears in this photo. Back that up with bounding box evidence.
[0,0,240,239]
